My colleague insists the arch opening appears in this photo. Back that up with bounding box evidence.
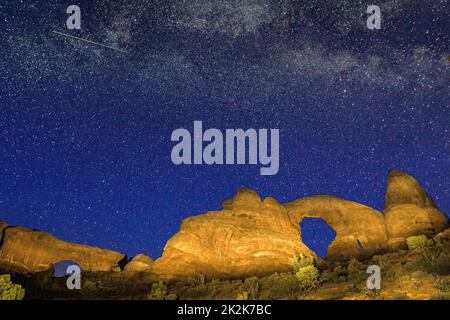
[300,217,336,259]
[52,260,83,278]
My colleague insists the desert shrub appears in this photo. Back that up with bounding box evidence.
[347,258,366,281]
[264,273,302,299]
[372,254,391,270]
[193,274,206,287]
[432,277,450,292]
[320,269,339,283]
[291,254,320,293]
[34,269,54,288]
[291,254,315,273]
[243,277,260,300]
[148,281,168,300]
[430,292,450,300]
[180,282,209,299]
[406,241,450,275]
[332,265,348,282]
[363,287,382,300]
[0,274,25,300]
[176,274,210,299]
[295,265,320,293]
[426,254,450,275]
[83,279,98,291]
[406,235,431,250]
[343,284,360,295]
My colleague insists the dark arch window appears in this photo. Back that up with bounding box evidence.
[300,217,336,259]
[53,260,82,278]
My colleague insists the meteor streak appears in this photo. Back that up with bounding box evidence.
[52,31,128,53]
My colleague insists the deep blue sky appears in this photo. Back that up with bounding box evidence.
[1,0,449,259]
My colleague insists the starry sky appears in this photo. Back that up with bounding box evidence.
[0,0,449,259]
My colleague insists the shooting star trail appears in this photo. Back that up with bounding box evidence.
[52,31,128,53]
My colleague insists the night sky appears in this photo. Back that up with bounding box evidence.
[1,0,449,259]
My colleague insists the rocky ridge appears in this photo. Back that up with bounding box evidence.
[0,169,448,280]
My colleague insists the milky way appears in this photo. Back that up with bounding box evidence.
[0,0,449,258]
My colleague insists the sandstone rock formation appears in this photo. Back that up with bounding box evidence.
[384,170,449,239]
[151,189,314,280]
[152,170,448,280]
[285,196,388,260]
[0,225,126,274]
[0,169,448,281]
[152,189,390,280]
[124,254,153,272]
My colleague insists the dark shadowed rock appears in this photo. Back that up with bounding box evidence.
[0,221,8,238]
[0,226,126,274]
[387,237,408,251]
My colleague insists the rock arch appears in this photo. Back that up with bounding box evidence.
[285,195,388,260]
[299,217,336,259]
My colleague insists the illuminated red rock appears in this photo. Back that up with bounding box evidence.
[384,170,449,239]
[1,170,448,281]
[151,188,313,280]
[152,189,389,280]
[0,225,126,274]
[124,254,153,272]
[285,195,388,260]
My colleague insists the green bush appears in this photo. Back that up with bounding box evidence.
[148,281,168,300]
[83,279,98,291]
[243,277,260,300]
[262,273,302,299]
[432,277,450,292]
[430,292,450,300]
[291,254,315,273]
[347,258,365,281]
[343,284,360,295]
[405,236,450,274]
[320,269,339,283]
[193,274,206,287]
[295,265,320,293]
[372,254,391,270]
[0,274,25,300]
[406,235,431,250]
[363,287,382,300]
[292,254,320,293]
